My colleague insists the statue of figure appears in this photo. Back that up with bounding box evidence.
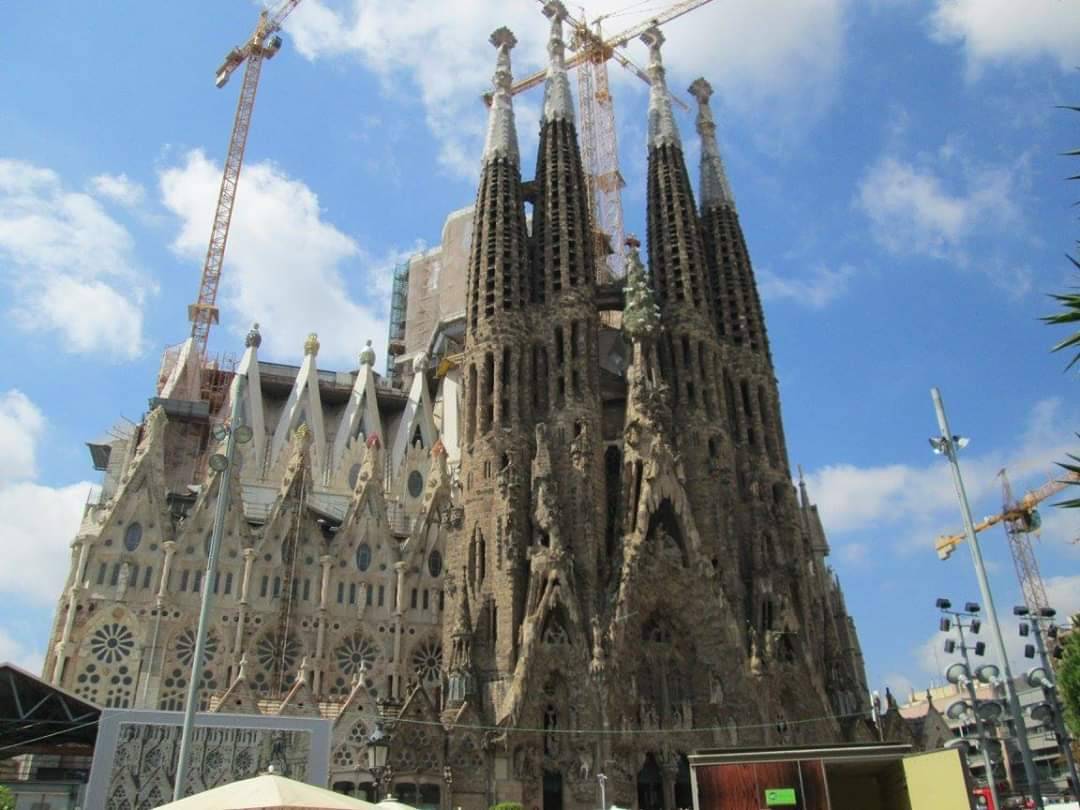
[748,628,764,676]
[496,450,514,498]
[577,748,593,780]
[589,616,607,678]
[710,673,724,705]
[117,561,131,599]
[569,422,590,469]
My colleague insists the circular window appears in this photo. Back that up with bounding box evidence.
[407,470,424,498]
[356,543,372,572]
[123,523,143,552]
[428,549,443,578]
[348,463,362,491]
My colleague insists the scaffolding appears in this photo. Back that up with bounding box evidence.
[386,261,410,380]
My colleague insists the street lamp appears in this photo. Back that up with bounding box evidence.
[1016,605,1080,799]
[930,388,1045,810]
[938,599,1002,810]
[173,377,253,801]
[367,721,391,800]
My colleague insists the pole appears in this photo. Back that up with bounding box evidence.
[931,387,1045,810]
[173,376,246,801]
[598,772,608,810]
[1032,618,1080,799]
[956,617,1001,810]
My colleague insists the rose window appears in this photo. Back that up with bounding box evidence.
[347,720,368,746]
[176,628,219,667]
[90,623,135,664]
[411,640,442,685]
[335,634,376,676]
[255,632,300,674]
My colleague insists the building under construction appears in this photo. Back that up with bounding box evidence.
[43,7,873,809]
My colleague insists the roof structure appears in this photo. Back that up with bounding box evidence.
[0,663,100,757]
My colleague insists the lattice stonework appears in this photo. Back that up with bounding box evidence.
[410,639,442,685]
[73,620,139,707]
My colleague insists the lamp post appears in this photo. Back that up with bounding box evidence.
[1016,606,1080,800]
[173,376,253,801]
[930,387,1045,810]
[938,598,1001,810]
[598,772,608,810]
[367,720,391,800]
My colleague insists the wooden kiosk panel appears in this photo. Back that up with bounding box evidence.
[695,758,829,810]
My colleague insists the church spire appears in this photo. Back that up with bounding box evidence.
[541,2,574,123]
[688,77,734,208]
[482,28,520,167]
[642,27,680,149]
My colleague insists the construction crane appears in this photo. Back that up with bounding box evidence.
[188,0,303,380]
[486,0,715,284]
[936,468,1080,612]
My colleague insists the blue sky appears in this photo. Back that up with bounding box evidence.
[1,0,1078,706]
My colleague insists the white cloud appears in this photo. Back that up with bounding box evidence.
[159,150,393,366]
[806,397,1079,547]
[285,0,851,177]
[856,154,1021,263]
[758,263,854,309]
[0,389,44,484]
[929,0,1080,76]
[0,389,95,607]
[90,173,146,208]
[0,627,45,674]
[1043,574,1080,619]
[0,159,150,359]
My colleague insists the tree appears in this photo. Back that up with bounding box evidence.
[0,784,14,810]
[1060,615,1080,737]
[1042,104,1080,507]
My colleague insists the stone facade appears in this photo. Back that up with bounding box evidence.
[44,10,870,810]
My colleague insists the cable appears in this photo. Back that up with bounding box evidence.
[0,719,100,754]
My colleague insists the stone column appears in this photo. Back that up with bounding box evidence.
[235,548,255,655]
[393,561,407,699]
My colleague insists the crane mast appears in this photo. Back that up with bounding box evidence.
[188,2,302,389]
[999,470,1051,614]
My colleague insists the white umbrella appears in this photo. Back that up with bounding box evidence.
[153,772,380,810]
[375,797,420,810]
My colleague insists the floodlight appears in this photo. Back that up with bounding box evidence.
[1030,703,1054,724]
[1039,607,1057,619]
[929,438,947,455]
[945,662,970,684]
[936,598,952,610]
[944,738,974,753]
[944,639,957,654]
[1019,623,1030,637]
[965,602,980,614]
[211,424,229,442]
[1013,605,1030,616]
[1047,624,1058,640]
[233,425,254,444]
[954,436,970,449]
[946,701,971,721]
[1026,667,1051,689]
[940,617,952,632]
[975,664,1000,684]
[208,454,229,472]
[973,641,986,657]
[976,701,1004,723]
[1024,644,1036,659]
[970,619,981,635]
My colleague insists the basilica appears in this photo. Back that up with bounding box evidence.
[44,6,871,809]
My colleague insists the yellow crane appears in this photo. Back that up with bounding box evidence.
[188,0,304,391]
[936,469,1080,613]
[487,0,716,284]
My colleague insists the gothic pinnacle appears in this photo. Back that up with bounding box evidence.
[482,27,520,167]
[541,1,574,123]
[641,26,681,149]
[689,77,735,208]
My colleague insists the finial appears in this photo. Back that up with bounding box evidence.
[482,28,520,166]
[297,656,308,684]
[359,339,376,367]
[432,437,447,458]
[541,2,574,123]
[641,26,680,149]
[797,464,805,483]
[366,433,382,449]
[689,76,735,207]
[304,332,320,356]
[238,653,248,679]
[245,322,262,349]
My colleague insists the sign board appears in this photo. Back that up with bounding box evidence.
[765,787,797,806]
